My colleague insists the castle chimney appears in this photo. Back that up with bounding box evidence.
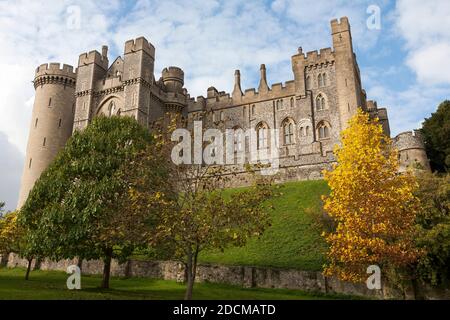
[102,45,108,59]
[258,64,269,93]
[232,69,243,98]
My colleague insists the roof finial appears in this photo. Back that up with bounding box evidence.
[258,64,269,93]
[232,69,243,98]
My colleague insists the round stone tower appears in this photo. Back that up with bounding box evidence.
[17,63,77,208]
[393,130,431,172]
[162,66,184,93]
[161,66,187,113]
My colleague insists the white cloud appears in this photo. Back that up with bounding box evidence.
[406,43,450,85]
[395,0,450,85]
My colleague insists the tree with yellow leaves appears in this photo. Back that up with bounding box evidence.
[322,108,422,283]
[0,211,21,256]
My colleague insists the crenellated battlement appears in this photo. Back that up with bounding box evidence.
[394,130,426,151]
[302,48,335,67]
[35,63,77,78]
[78,50,108,69]
[162,66,184,82]
[331,16,350,34]
[34,62,77,89]
[124,37,155,57]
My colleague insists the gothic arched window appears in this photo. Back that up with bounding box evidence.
[109,101,116,116]
[316,94,326,111]
[318,74,323,87]
[256,122,269,149]
[282,118,295,145]
[233,126,244,153]
[317,121,331,139]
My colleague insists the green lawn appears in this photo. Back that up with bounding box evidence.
[0,268,350,300]
[199,180,329,271]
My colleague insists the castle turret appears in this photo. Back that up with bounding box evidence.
[393,130,431,172]
[162,66,187,113]
[331,17,365,130]
[17,63,77,208]
[162,66,184,93]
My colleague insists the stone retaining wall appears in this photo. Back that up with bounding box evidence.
[6,253,449,299]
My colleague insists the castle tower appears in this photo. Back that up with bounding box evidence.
[161,66,187,113]
[162,66,184,94]
[331,17,365,130]
[17,63,77,208]
[73,48,108,131]
[123,37,156,127]
[393,130,431,172]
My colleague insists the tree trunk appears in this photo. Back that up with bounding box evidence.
[25,258,32,280]
[33,257,42,270]
[184,253,194,300]
[101,248,113,289]
[0,253,8,267]
[184,246,199,300]
[77,257,83,272]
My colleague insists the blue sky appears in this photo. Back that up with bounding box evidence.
[0,0,449,211]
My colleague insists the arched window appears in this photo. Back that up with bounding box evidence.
[306,126,310,136]
[306,76,311,90]
[252,105,255,115]
[300,127,304,136]
[256,122,269,149]
[318,74,323,87]
[316,94,326,111]
[322,73,327,86]
[108,101,116,116]
[290,97,294,108]
[233,126,244,152]
[282,119,295,145]
[317,121,331,139]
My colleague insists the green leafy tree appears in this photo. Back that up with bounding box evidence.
[415,172,450,286]
[19,116,168,288]
[421,100,450,172]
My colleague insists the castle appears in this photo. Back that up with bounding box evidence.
[17,17,430,208]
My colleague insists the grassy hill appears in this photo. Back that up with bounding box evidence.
[199,180,330,271]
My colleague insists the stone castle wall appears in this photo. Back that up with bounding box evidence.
[6,253,450,300]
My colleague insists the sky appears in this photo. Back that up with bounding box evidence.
[0,0,449,211]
